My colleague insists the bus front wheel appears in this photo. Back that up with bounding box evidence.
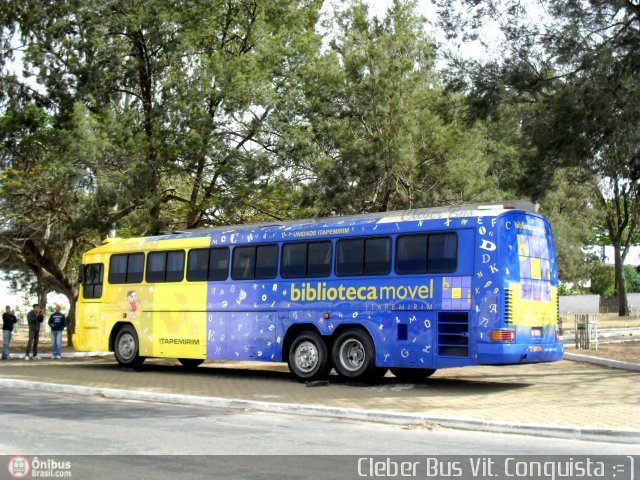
[332,329,386,382]
[288,331,330,382]
[114,324,145,369]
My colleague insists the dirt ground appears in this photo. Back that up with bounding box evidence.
[571,342,640,364]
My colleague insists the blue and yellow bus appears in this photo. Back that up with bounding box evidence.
[74,202,564,382]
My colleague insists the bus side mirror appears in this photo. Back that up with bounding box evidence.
[77,267,84,284]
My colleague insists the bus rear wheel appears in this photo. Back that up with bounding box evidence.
[178,358,204,369]
[332,329,386,383]
[114,324,145,369]
[390,367,437,382]
[288,331,330,382]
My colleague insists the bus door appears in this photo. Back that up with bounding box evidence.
[74,262,105,351]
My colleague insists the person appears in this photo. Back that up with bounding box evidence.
[25,304,44,360]
[2,305,18,360]
[48,305,67,359]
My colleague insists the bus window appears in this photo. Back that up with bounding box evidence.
[427,233,457,273]
[187,249,209,281]
[307,241,331,277]
[146,252,166,283]
[337,237,391,277]
[336,238,364,276]
[396,235,427,274]
[364,237,391,275]
[281,241,332,278]
[281,243,307,278]
[166,251,185,282]
[187,247,229,282]
[396,233,457,274]
[232,246,255,280]
[209,248,229,281]
[83,263,104,299]
[146,250,185,283]
[109,253,144,284]
[127,253,145,282]
[232,245,277,280]
[255,244,278,279]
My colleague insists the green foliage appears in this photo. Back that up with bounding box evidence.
[624,266,640,294]
[298,0,503,215]
[589,264,640,296]
[590,263,615,297]
[557,283,587,296]
[1,0,636,322]
[539,168,599,285]
[0,0,323,319]
[435,0,640,315]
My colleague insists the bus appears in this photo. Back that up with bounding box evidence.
[74,202,564,382]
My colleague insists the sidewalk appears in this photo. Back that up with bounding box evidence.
[1,355,638,442]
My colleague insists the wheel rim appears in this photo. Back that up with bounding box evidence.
[117,333,136,361]
[294,340,319,373]
[338,338,366,372]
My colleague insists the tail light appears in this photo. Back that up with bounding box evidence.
[490,329,515,342]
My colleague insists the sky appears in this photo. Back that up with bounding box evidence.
[0,279,70,317]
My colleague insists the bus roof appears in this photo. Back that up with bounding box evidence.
[170,201,538,235]
[88,201,539,254]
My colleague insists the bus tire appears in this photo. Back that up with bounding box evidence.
[178,358,204,369]
[114,324,145,369]
[332,329,381,382]
[288,331,330,382]
[390,367,437,382]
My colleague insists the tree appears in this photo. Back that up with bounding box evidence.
[435,0,640,315]
[297,0,504,216]
[0,0,323,342]
[0,102,91,343]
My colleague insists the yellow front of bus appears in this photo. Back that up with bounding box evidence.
[74,247,109,352]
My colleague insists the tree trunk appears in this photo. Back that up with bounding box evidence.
[613,241,629,316]
[37,284,47,316]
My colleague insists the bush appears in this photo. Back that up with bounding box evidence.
[624,265,640,293]
[590,263,640,295]
[590,263,615,296]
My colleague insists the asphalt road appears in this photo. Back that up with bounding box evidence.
[3,387,638,456]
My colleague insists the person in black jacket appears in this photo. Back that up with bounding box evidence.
[2,305,18,360]
[48,305,67,359]
[25,304,44,360]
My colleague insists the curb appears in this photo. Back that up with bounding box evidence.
[563,353,640,372]
[0,378,638,443]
